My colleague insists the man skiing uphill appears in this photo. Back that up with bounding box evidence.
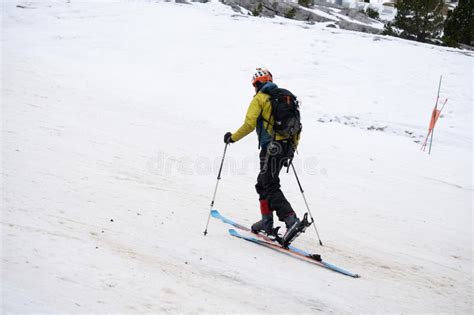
[223,68,311,247]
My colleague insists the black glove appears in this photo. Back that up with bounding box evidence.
[224,132,234,144]
[286,146,295,160]
[283,146,295,167]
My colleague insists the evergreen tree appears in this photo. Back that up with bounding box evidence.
[443,0,474,47]
[391,0,445,42]
[252,2,263,17]
[298,0,314,8]
[366,7,380,20]
[286,7,297,19]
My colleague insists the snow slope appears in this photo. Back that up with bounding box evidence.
[2,0,473,313]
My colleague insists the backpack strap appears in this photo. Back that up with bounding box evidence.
[264,88,280,137]
[257,110,266,149]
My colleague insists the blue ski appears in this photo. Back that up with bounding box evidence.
[211,209,309,253]
[211,210,359,278]
[229,229,360,278]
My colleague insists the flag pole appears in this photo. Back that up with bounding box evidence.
[428,75,443,155]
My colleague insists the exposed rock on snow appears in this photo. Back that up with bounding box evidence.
[221,0,382,34]
[317,114,429,143]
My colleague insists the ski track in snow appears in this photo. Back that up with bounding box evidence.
[2,0,473,313]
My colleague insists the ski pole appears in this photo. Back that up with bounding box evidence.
[203,142,229,236]
[291,163,323,246]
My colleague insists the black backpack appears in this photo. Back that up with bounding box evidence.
[267,88,302,139]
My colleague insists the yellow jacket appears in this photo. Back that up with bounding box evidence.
[231,83,300,148]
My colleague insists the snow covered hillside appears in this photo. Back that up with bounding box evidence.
[2,0,473,313]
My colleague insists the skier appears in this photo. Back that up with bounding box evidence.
[224,68,310,246]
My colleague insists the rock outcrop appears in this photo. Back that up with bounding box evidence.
[220,0,383,35]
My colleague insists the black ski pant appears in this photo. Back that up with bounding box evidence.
[255,140,295,222]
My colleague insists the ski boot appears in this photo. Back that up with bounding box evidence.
[251,199,279,237]
[251,214,275,234]
[279,213,313,248]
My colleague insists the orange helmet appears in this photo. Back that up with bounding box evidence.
[252,68,273,87]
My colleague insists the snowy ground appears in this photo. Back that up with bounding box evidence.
[2,0,473,313]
